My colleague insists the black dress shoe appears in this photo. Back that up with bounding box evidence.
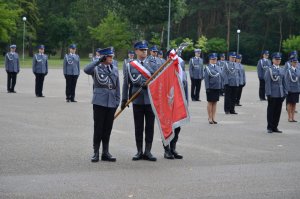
[260,98,267,101]
[230,111,238,114]
[267,129,273,133]
[91,152,99,162]
[225,112,230,114]
[213,120,218,124]
[236,104,242,106]
[195,99,201,101]
[66,99,70,102]
[164,151,174,159]
[273,129,283,133]
[70,99,77,102]
[132,152,143,161]
[171,150,183,159]
[101,152,116,162]
[143,152,157,161]
[11,90,16,93]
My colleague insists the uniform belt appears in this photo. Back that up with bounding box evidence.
[98,84,116,90]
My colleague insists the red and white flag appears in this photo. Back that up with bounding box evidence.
[148,50,190,146]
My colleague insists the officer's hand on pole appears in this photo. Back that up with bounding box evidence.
[142,83,147,89]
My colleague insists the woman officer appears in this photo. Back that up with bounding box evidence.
[84,47,120,162]
[204,53,222,124]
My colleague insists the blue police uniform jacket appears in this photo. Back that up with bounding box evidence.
[217,60,227,88]
[204,64,222,90]
[32,53,48,74]
[179,57,188,102]
[237,63,246,85]
[264,65,287,98]
[84,61,120,108]
[257,58,272,80]
[284,67,300,93]
[222,61,240,87]
[63,53,80,75]
[5,52,20,73]
[122,59,156,105]
[147,55,162,71]
[189,57,204,79]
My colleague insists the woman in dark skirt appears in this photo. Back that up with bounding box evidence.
[285,56,300,122]
[204,53,222,124]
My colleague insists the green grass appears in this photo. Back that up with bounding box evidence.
[0,57,257,71]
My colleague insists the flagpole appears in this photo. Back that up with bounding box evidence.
[114,43,188,120]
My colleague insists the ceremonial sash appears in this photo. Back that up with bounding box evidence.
[130,60,151,79]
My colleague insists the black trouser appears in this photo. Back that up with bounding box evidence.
[133,104,155,147]
[224,85,238,112]
[7,72,17,92]
[267,97,284,130]
[65,75,78,100]
[259,79,266,100]
[35,73,45,96]
[191,78,201,100]
[93,105,117,151]
[236,85,244,104]
[170,127,180,147]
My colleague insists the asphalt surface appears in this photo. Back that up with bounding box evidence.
[1,69,300,199]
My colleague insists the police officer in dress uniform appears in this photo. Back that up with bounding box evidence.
[92,48,101,62]
[265,52,287,133]
[163,50,187,160]
[84,47,120,162]
[284,51,298,72]
[121,40,157,161]
[204,53,222,124]
[235,54,246,106]
[123,50,135,75]
[217,53,227,96]
[284,56,300,122]
[189,49,204,101]
[158,50,166,63]
[32,45,48,97]
[5,44,20,93]
[63,44,80,102]
[222,52,240,114]
[257,50,272,101]
[148,45,164,68]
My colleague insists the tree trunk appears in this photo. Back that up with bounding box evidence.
[197,11,203,38]
[262,21,269,51]
[60,42,66,59]
[160,25,164,48]
[278,16,283,52]
[226,1,231,52]
[28,39,33,57]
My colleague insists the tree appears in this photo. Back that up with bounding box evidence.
[282,35,300,54]
[195,36,208,53]
[206,38,227,53]
[0,1,21,43]
[88,11,133,53]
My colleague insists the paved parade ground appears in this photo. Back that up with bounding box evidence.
[1,69,300,199]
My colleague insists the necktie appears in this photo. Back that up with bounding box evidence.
[141,61,144,66]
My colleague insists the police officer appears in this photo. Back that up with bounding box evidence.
[217,53,227,96]
[158,50,166,63]
[204,53,222,124]
[163,50,187,160]
[284,56,300,122]
[222,52,240,114]
[265,52,287,133]
[189,49,204,101]
[92,48,101,62]
[84,47,120,162]
[235,54,246,106]
[284,51,298,71]
[122,40,157,161]
[32,45,48,97]
[257,50,272,101]
[63,44,80,102]
[123,50,135,75]
[148,45,164,68]
[5,44,20,93]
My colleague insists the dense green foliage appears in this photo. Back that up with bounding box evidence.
[1,0,300,64]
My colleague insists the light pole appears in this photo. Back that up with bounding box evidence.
[167,0,171,51]
[237,29,241,54]
[22,16,27,61]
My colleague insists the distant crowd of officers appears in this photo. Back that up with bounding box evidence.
[3,42,300,163]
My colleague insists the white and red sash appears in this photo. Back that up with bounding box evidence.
[130,60,151,79]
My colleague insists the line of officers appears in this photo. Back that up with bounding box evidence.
[257,51,300,133]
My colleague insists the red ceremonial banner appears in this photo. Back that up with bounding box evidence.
[148,57,190,146]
